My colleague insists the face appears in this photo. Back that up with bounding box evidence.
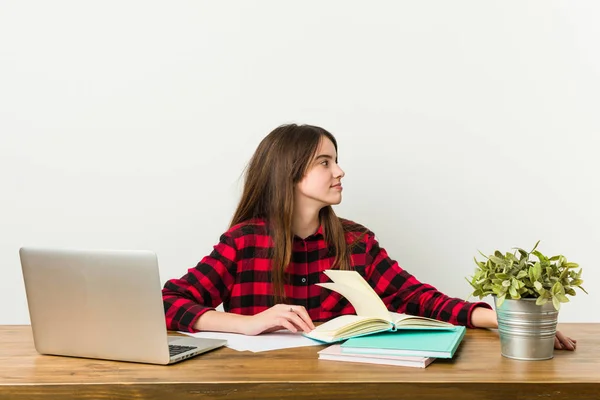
[295,137,345,209]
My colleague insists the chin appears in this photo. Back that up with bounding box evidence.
[313,194,343,207]
[329,196,343,206]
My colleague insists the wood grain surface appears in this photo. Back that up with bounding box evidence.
[1,324,598,399]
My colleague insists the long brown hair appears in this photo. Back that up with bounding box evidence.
[230,124,365,303]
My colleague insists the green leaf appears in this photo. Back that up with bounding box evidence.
[534,262,542,281]
[516,280,526,289]
[552,282,563,295]
[536,296,548,306]
[516,270,528,279]
[565,262,579,268]
[496,294,506,308]
[555,294,569,303]
[578,285,589,295]
[552,296,561,310]
[534,281,543,291]
[528,267,536,284]
[509,286,519,298]
[490,255,506,265]
[514,248,529,259]
[530,240,541,253]
[492,285,504,295]
[474,259,486,269]
[502,280,511,287]
[533,250,548,263]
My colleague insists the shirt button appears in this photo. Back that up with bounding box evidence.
[301,278,307,283]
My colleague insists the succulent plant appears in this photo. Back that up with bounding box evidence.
[467,241,586,310]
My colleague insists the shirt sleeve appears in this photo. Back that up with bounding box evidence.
[362,232,492,328]
[162,233,238,332]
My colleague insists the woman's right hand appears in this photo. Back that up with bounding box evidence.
[242,304,316,336]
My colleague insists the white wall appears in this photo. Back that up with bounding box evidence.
[1,0,598,324]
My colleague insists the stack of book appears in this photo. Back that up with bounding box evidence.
[305,270,468,368]
[318,326,466,368]
[318,344,434,368]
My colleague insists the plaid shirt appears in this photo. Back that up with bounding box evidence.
[163,218,490,332]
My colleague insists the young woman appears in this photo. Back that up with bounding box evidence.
[162,124,576,350]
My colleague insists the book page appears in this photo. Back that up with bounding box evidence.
[318,282,391,320]
[306,315,391,342]
[319,344,433,364]
[389,312,453,328]
[183,330,322,352]
[318,270,390,320]
[323,270,375,294]
[312,314,374,333]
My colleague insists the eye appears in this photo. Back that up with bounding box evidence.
[321,160,329,167]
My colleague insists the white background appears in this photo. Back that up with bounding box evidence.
[1,1,598,324]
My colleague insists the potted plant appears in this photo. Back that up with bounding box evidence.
[467,240,586,360]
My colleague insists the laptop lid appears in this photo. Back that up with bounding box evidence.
[19,247,224,365]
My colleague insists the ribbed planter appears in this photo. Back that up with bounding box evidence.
[494,297,558,361]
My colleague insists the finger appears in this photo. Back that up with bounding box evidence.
[276,318,298,333]
[274,304,311,332]
[562,339,574,351]
[555,330,576,343]
[286,311,313,333]
[555,332,566,350]
[556,331,575,351]
[290,306,316,330]
[554,336,563,350]
[563,337,576,351]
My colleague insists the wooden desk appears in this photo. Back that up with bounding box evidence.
[0,324,598,400]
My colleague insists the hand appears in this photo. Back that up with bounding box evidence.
[555,330,576,350]
[242,304,316,336]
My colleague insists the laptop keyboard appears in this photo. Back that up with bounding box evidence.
[169,344,197,357]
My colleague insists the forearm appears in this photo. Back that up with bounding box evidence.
[193,310,252,334]
[470,306,498,329]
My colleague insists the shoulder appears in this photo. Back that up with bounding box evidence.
[227,217,268,236]
[339,218,374,243]
[221,218,270,248]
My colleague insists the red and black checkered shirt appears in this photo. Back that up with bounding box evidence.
[162,218,491,332]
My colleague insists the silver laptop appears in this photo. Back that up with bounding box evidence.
[19,247,226,365]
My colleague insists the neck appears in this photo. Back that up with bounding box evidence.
[292,204,321,239]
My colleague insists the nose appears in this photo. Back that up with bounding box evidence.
[335,164,345,179]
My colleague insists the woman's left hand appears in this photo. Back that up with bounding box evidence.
[555,330,576,350]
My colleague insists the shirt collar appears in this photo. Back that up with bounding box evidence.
[293,224,324,241]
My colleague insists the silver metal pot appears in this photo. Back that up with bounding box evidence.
[494,297,558,360]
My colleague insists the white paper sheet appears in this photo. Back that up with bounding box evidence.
[180,330,323,352]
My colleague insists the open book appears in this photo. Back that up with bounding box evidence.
[305,270,455,343]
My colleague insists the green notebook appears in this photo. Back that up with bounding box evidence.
[340,326,466,359]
